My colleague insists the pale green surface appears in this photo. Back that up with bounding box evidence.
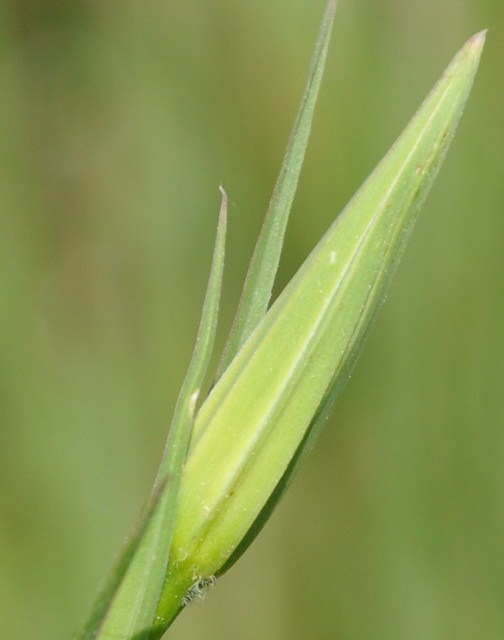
[158,31,483,628]
[0,2,503,639]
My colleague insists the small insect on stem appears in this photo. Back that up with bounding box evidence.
[181,576,218,607]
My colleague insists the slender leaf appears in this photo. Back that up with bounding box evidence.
[76,478,167,640]
[217,0,338,377]
[78,190,227,640]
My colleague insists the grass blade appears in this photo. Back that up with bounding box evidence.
[156,187,228,483]
[217,0,338,377]
[78,190,227,640]
[76,478,167,640]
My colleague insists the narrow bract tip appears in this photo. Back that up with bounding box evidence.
[468,29,488,52]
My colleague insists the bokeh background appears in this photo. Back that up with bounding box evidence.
[1,1,503,638]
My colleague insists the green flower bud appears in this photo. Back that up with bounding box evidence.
[156,30,486,625]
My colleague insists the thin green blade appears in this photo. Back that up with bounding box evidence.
[217,0,338,377]
[77,191,227,640]
[76,479,167,640]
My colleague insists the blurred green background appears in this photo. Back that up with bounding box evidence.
[1,1,503,638]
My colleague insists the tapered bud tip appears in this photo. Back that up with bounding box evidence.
[468,29,488,52]
[327,0,338,15]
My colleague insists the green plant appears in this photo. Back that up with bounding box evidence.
[77,2,485,638]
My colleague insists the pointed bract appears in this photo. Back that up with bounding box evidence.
[156,30,485,626]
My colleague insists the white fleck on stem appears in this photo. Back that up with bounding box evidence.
[189,389,200,416]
